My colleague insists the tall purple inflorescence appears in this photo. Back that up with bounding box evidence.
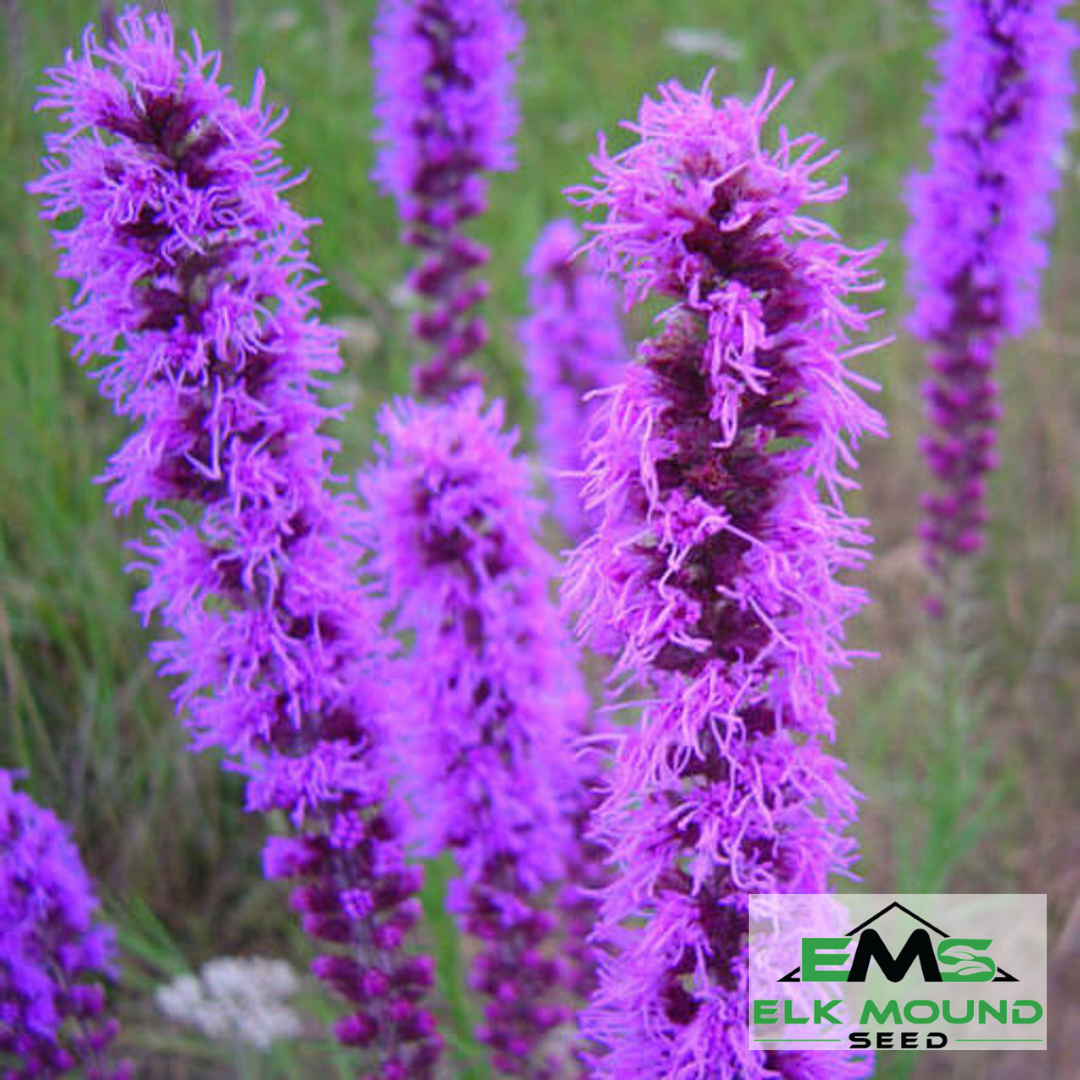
[0,770,128,1079]
[521,219,626,540]
[372,0,523,399]
[32,12,441,1075]
[371,4,604,1071]
[563,75,886,1077]
[906,0,1075,600]
[360,392,594,1077]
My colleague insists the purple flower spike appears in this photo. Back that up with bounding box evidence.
[563,73,886,1077]
[0,770,129,1079]
[360,392,595,1076]
[373,0,523,399]
[32,11,440,1074]
[520,219,626,540]
[906,0,1076,596]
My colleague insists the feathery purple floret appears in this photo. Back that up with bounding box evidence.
[521,219,626,540]
[563,74,885,1078]
[372,0,523,399]
[906,0,1076,593]
[31,12,440,1075]
[360,392,596,1076]
[0,770,128,1080]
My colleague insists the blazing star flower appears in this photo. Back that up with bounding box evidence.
[32,12,440,1074]
[520,219,626,540]
[372,0,523,399]
[905,0,1076,597]
[0,770,128,1079]
[563,74,886,1078]
[360,391,596,1076]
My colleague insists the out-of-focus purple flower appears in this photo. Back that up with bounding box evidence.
[553,728,609,1032]
[0,770,128,1079]
[360,392,596,1076]
[520,219,626,540]
[563,74,885,1077]
[906,0,1076,596]
[372,0,523,399]
[32,12,440,1074]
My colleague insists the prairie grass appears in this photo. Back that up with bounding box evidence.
[1,1,1077,1075]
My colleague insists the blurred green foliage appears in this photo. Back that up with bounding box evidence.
[2,1,1078,1076]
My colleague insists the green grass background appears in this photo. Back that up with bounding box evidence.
[1,1,1078,1076]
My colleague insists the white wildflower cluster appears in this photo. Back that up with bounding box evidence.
[155,956,304,1050]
